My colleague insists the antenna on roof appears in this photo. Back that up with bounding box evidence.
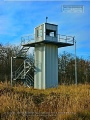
[46,17,48,23]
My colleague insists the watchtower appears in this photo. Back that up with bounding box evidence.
[11,22,74,89]
[34,23,58,89]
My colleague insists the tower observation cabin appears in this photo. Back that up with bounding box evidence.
[11,23,74,89]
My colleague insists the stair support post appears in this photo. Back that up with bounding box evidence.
[11,57,13,86]
[24,60,26,79]
[23,60,25,85]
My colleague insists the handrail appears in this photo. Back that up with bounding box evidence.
[26,73,34,83]
[13,62,24,79]
[20,33,74,46]
[21,34,35,45]
[58,34,74,44]
[25,58,34,70]
[15,62,24,74]
[27,73,34,80]
[13,69,24,80]
[16,69,25,79]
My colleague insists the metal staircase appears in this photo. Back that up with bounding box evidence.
[11,34,35,87]
[16,46,30,58]
[12,37,35,87]
[13,57,34,87]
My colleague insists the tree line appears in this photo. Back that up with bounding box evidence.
[58,52,90,84]
[0,44,90,84]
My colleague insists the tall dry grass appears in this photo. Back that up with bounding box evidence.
[0,81,90,120]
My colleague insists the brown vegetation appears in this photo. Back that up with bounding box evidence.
[0,82,90,120]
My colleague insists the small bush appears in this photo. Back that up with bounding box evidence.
[32,93,46,105]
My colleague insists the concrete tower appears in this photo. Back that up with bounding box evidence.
[34,23,58,89]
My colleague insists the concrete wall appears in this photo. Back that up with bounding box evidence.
[34,44,58,89]
[34,44,45,89]
[34,24,44,42]
[45,44,58,88]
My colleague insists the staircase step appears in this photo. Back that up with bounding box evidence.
[16,46,30,57]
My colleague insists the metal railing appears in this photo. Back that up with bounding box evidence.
[26,73,34,86]
[20,34,74,45]
[21,34,35,45]
[58,34,74,44]
[13,62,24,80]
[16,46,30,58]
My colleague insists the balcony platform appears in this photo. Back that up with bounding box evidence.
[22,40,74,48]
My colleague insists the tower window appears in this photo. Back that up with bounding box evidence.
[46,29,56,37]
[37,30,39,37]
[37,29,42,37]
[50,32,54,37]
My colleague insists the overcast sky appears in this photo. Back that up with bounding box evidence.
[0,0,90,59]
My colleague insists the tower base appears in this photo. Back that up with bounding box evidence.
[34,44,58,89]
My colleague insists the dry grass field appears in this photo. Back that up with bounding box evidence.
[0,81,90,120]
